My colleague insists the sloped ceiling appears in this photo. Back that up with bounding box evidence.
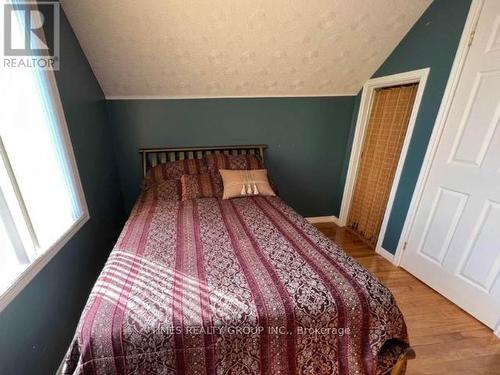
[60,0,432,98]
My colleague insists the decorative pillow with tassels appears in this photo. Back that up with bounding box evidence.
[219,169,276,200]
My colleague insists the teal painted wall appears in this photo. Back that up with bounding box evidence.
[0,8,124,375]
[344,0,472,254]
[107,97,355,217]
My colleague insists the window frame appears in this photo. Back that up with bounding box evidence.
[0,65,90,312]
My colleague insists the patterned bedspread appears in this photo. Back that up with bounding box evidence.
[62,183,409,375]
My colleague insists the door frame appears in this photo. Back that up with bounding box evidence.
[392,0,485,267]
[338,68,430,262]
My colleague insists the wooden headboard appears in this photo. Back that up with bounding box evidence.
[139,144,267,177]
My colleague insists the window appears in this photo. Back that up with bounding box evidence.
[0,8,88,309]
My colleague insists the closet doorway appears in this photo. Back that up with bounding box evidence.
[339,69,429,255]
[348,83,418,245]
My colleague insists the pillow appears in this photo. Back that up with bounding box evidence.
[219,169,276,200]
[205,153,264,172]
[180,173,223,201]
[155,179,181,201]
[142,179,181,201]
[144,159,207,189]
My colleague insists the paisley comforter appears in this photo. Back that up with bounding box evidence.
[62,183,409,375]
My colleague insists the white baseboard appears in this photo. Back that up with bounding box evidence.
[306,215,340,225]
[376,246,395,263]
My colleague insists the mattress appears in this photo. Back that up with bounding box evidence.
[62,182,409,374]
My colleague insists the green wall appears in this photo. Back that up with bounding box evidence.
[107,97,355,217]
[0,8,124,375]
[344,0,472,254]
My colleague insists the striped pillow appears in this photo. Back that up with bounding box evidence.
[180,173,223,201]
[205,153,264,172]
[144,159,207,189]
[144,179,181,201]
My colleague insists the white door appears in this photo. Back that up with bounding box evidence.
[402,0,500,331]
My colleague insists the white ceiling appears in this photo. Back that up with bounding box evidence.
[60,0,432,99]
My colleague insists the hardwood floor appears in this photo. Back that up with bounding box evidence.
[314,222,500,375]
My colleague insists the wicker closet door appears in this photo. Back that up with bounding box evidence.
[348,84,418,246]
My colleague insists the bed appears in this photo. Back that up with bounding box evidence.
[62,145,414,375]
